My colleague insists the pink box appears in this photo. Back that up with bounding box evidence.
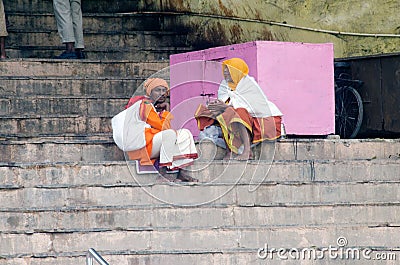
[169,41,335,138]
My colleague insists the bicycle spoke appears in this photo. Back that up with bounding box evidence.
[335,86,363,138]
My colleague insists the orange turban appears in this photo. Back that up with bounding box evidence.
[222,58,249,91]
[144,78,169,96]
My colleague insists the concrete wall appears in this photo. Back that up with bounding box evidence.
[138,0,400,58]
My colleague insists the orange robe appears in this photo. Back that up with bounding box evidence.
[195,104,281,154]
[126,99,173,165]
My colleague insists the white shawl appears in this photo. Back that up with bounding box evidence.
[111,100,151,151]
[218,75,282,118]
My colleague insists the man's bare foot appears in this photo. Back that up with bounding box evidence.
[235,153,250,160]
[223,151,234,160]
[234,150,252,160]
[177,170,199,182]
[156,175,181,183]
[156,167,181,183]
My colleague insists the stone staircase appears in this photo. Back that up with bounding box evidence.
[1,1,400,265]
[2,128,400,264]
[4,0,192,60]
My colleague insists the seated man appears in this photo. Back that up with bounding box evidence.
[112,78,198,182]
[195,58,283,160]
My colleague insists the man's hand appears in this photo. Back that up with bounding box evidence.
[155,102,170,112]
[207,100,228,116]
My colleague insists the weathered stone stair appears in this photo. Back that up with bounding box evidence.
[2,112,400,264]
[1,147,400,265]
[0,59,167,138]
[4,0,192,60]
[1,0,400,264]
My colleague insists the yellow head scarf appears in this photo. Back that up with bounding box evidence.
[222,58,249,90]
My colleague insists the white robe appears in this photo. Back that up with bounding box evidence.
[217,76,283,118]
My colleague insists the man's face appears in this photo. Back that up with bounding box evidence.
[149,86,168,103]
[223,66,233,83]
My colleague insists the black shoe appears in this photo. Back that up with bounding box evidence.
[55,51,78,59]
[75,50,86,59]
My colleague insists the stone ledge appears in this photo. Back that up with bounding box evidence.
[1,227,400,259]
[196,138,400,161]
[0,60,169,77]
[1,205,400,234]
[1,182,400,209]
[0,158,400,189]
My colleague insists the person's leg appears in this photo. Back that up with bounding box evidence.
[70,0,87,59]
[177,169,198,182]
[151,130,180,182]
[235,123,251,160]
[70,0,84,49]
[217,107,253,160]
[0,37,6,59]
[65,42,75,53]
[172,129,198,182]
[0,0,8,59]
[150,132,163,159]
[223,148,233,160]
[53,0,77,58]
[70,0,85,59]
[173,129,198,182]
[152,129,198,182]
[152,129,177,165]
[170,129,197,165]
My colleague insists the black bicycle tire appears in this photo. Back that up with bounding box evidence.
[335,86,364,138]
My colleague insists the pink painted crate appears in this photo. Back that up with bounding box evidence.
[169,41,335,138]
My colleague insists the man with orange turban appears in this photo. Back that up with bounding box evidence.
[195,58,283,160]
[112,78,198,182]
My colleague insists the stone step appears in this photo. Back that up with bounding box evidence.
[1,157,399,263]
[4,250,400,265]
[4,0,54,13]
[0,115,113,136]
[0,77,143,97]
[0,138,123,163]
[0,96,127,116]
[7,13,182,33]
[189,159,400,184]
[7,46,190,61]
[1,159,399,189]
[4,0,140,13]
[1,2,397,264]
[1,203,398,234]
[198,138,400,161]
[0,226,399,261]
[5,12,191,60]
[7,30,188,52]
[1,139,400,163]
[1,181,400,211]
[0,59,169,78]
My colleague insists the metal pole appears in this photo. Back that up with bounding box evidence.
[86,248,109,265]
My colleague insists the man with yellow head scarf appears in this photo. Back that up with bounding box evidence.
[195,58,283,160]
[112,78,198,182]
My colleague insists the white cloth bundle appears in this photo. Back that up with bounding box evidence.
[218,76,282,118]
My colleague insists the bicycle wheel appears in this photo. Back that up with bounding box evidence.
[335,86,363,138]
